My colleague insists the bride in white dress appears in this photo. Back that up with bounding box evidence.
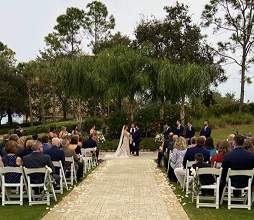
[114,125,131,158]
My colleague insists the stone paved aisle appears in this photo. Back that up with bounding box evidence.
[42,153,189,220]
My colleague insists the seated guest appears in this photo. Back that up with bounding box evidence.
[188,136,197,148]
[59,126,68,139]
[1,141,22,183]
[9,134,19,142]
[48,127,57,140]
[32,134,38,140]
[185,122,195,144]
[227,134,235,151]
[0,135,9,157]
[211,140,230,166]
[220,135,254,197]
[200,120,212,138]
[204,137,216,158]
[23,141,54,184]
[89,125,97,137]
[42,135,51,152]
[62,138,83,181]
[174,137,210,188]
[192,153,215,195]
[174,120,184,137]
[44,138,65,168]
[168,137,187,182]
[18,139,34,158]
[243,139,254,153]
[69,135,81,154]
[83,134,98,159]
[71,125,79,136]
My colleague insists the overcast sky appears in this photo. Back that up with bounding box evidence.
[0,0,254,102]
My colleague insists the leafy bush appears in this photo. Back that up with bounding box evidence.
[107,111,128,139]
[81,117,104,133]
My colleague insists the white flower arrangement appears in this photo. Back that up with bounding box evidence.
[97,131,106,144]
[155,133,165,143]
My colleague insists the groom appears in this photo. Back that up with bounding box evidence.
[132,124,141,156]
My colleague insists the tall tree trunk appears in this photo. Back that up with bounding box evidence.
[40,97,46,124]
[7,109,12,126]
[159,96,165,121]
[129,99,135,122]
[180,96,185,125]
[239,55,246,112]
[28,85,33,126]
[77,98,82,130]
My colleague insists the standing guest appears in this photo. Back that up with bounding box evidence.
[1,141,22,183]
[243,139,254,152]
[174,120,184,137]
[200,120,212,138]
[44,138,65,167]
[23,141,54,184]
[185,122,195,144]
[168,137,187,182]
[71,125,79,136]
[204,137,216,157]
[220,135,254,197]
[41,135,51,152]
[59,127,68,139]
[129,123,136,155]
[133,124,141,156]
[211,141,230,166]
[227,134,236,151]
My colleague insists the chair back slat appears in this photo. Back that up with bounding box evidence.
[228,168,254,177]
[197,167,222,176]
[23,167,47,175]
[0,166,23,174]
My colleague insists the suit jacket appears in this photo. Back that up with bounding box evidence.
[133,128,141,145]
[185,126,195,139]
[23,152,54,184]
[83,138,97,149]
[174,126,184,137]
[44,145,65,168]
[200,126,212,138]
[183,146,210,168]
[221,148,254,188]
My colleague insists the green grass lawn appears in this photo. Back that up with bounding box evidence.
[168,178,254,220]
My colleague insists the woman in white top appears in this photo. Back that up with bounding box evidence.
[168,137,187,183]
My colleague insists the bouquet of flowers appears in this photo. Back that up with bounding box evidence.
[155,133,164,143]
[97,131,106,144]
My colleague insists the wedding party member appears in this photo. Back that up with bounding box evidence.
[71,125,79,136]
[220,135,254,197]
[23,141,55,184]
[174,120,184,137]
[185,122,195,145]
[59,126,68,139]
[200,120,212,138]
[168,137,187,182]
[115,125,131,158]
[132,124,141,156]
[129,123,136,155]
[1,141,22,183]
[204,137,216,157]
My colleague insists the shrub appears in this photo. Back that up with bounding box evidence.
[107,111,128,139]
[81,117,104,133]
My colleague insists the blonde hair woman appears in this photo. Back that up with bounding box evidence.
[168,137,187,183]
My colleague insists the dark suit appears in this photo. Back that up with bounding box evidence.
[221,148,254,189]
[174,126,184,137]
[130,128,136,154]
[200,126,212,138]
[83,138,98,159]
[23,152,54,184]
[133,128,141,156]
[45,145,65,173]
[183,146,210,168]
[185,126,195,139]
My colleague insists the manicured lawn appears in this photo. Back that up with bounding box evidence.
[212,124,254,142]
[168,179,254,220]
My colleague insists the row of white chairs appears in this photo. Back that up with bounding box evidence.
[182,160,254,210]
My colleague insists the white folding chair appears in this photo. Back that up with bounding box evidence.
[183,161,195,195]
[81,148,97,173]
[52,161,68,194]
[65,157,77,186]
[0,166,24,206]
[23,167,57,206]
[223,169,254,210]
[196,168,222,209]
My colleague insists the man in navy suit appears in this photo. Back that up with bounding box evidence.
[220,135,254,197]
[200,120,212,138]
[174,120,184,137]
[132,124,141,156]
[185,122,195,144]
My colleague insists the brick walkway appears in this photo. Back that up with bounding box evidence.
[42,153,189,220]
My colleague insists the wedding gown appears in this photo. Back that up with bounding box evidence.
[114,127,130,158]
